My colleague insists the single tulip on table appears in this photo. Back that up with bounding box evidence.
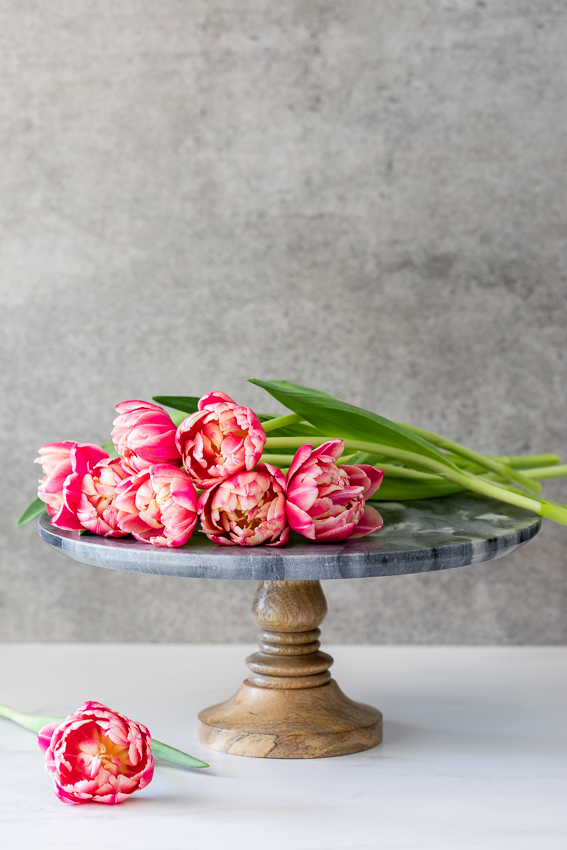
[0,701,208,805]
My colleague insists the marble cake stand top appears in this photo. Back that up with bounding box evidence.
[38,495,540,581]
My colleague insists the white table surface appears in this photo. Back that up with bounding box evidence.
[0,644,565,850]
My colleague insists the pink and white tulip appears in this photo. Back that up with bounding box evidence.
[111,400,181,474]
[198,464,289,546]
[67,457,131,537]
[36,441,77,518]
[115,464,198,547]
[36,442,109,530]
[176,391,266,489]
[38,701,153,805]
[286,439,384,542]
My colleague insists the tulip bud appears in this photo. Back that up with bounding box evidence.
[286,439,384,542]
[115,463,198,547]
[198,463,289,546]
[36,442,109,531]
[176,391,266,489]
[112,400,181,474]
[38,701,154,804]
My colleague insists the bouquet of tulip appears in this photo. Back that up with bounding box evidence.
[18,379,567,545]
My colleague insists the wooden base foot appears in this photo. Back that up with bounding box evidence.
[197,580,383,759]
[198,679,382,758]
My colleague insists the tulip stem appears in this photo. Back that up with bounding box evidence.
[261,454,296,467]
[459,453,561,469]
[262,413,304,433]
[516,464,567,480]
[394,422,541,494]
[264,436,567,523]
[0,704,209,769]
[0,704,59,733]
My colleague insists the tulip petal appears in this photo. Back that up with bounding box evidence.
[350,505,384,538]
[286,501,315,539]
[310,439,344,463]
[38,722,61,754]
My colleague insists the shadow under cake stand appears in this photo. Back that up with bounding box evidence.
[39,495,540,759]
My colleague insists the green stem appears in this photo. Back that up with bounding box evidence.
[396,423,541,494]
[0,705,209,769]
[262,413,304,433]
[0,704,59,733]
[487,465,567,483]
[260,454,297,467]
[519,464,567,480]
[368,463,441,481]
[477,454,560,469]
[264,436,550,516]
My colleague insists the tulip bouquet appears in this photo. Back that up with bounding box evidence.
[18,379,567,544]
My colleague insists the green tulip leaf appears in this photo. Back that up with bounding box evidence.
[152,396,201,415]
[151,739,209,769]
[152,396,285,425]
[248,379,459,472]
[101,440,119,458]
[16,497,46,528]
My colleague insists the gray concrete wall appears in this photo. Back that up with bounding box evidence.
[1,1,566,642]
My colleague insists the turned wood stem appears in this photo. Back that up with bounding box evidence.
[246,581,333,689]
[198,578,383,757]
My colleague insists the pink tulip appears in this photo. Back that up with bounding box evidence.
[36,442,109,530]
[38,701,153,805]
[198,463,289,546]
[286,439,384,542]
[175,391,266,488]
[115,463,198,547]
[36,442,76,518]
[111,400,181,474]
[67,457,132,537]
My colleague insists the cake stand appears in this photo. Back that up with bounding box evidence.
[39,495,540,759]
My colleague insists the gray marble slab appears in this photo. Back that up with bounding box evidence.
[38,495,540,581]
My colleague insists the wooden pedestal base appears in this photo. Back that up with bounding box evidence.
[198,580,383,759]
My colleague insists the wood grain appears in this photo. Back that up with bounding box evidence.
[198,580,383,758]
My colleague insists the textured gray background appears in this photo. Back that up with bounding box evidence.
[1,1,566,643]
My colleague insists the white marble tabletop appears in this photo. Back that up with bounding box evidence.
[1,644,566,850]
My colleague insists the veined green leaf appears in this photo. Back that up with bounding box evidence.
[248,379,460,473]
[152,396,287,426]
[152,395,201,415]
[249,379,550,519]
[16,497,46,528]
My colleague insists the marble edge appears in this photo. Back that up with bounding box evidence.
[38,512,541,581]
